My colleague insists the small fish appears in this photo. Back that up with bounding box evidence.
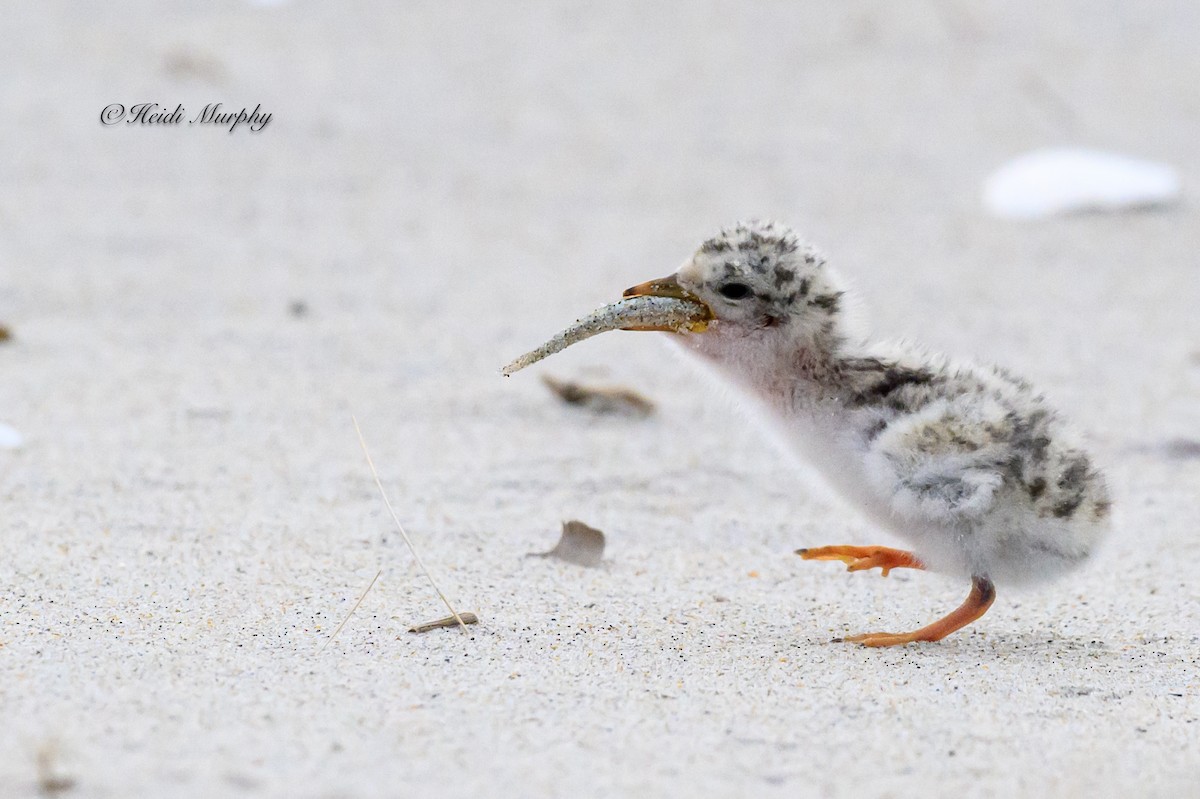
[502,295,710,376]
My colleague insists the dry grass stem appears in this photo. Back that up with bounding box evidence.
[353,416,471,633]
[320,568,382,653]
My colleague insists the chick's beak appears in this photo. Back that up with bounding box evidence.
[623,273,694,301]
[621,273,713,332]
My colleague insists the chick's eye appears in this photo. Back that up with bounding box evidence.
[718,282,751,300]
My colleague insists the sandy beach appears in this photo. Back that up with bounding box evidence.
[2,2,1198,797]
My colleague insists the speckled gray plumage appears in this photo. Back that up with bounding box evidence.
[674,221,1111,585]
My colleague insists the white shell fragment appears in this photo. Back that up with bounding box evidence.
[501,295,709,376]
[983,148,1181,219]
[0,422,23,449]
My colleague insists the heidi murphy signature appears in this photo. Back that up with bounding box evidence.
[100,102,271,133]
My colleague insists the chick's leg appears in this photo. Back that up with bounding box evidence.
[841,576,996,648]
[796,545,923,576]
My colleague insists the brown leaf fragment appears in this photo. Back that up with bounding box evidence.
[541,375,655,416]
[408,611,479,633]
[162,50,228,84]
[1123,438,1200,461]
[0,323,12,342]
[36,739,76,796]
[529,520,606,567]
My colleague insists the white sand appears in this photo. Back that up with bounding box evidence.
[2,3,1198,797]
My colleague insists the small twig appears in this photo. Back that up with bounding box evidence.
[352,415,470,633]
[320,568,382,653]
[409,612,480,633]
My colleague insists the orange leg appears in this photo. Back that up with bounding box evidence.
[840,577,996,647]
[796,545,924,576]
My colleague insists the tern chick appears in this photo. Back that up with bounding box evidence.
[622,220,1111,647]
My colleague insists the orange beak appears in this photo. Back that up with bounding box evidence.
[620,274,713,332]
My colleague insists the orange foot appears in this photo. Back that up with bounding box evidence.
[797,544,996,648]
[796,545,924,576]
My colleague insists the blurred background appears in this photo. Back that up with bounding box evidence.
[1,2,1197,797]
[3,3,1197,435]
